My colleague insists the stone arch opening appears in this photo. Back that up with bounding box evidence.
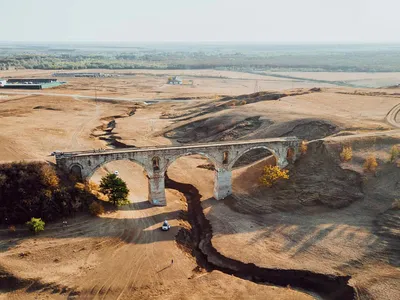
[164,151,221,173]
[166,153,219,201]
[70,164,83,181]
[231,146,277,170]
[223,151,229,165]
[286,147,295,163]
[152,156,160,172]
[89,159,149,205]
[230,146,279,197]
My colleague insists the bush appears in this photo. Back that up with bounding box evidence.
[340,146,353,162]
[363,155,378,173]
[389,145,399,163]
[299,140,308,155]
[26,217,45,233]
[392,199,400,210]
[89,202,105,216]
[8,225,16,234]
[228,100,238,107]
[260,165,289,187]
[87,181,99,193]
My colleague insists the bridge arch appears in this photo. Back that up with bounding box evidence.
[163,151,222,173]
[165,151,221,201]
[88,158,151,205]
[70,163,84,180]
[228,146,279,170]
[286,147,295,163]
[85,158,151,180]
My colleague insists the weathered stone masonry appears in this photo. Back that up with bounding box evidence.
[56,138,301,206]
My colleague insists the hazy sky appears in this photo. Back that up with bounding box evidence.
[0,0,398,43]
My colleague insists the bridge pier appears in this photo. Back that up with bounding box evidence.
[148,175,166,206]
[213,168,232,200]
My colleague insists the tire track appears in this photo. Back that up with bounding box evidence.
[386,102,400,128]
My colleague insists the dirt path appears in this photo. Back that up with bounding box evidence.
[0,91,192,103]
[386,102,400,128]
[308,101,400,143]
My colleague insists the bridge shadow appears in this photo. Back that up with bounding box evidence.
[195,196,395,267]
[1,195,396,270]
[118,200,153,211]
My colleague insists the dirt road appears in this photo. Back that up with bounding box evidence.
[386,102,400,128]
[0,91,191,103]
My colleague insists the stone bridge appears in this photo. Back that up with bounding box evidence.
[55,137,301,205]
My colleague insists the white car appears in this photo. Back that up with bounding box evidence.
[161,220,171,231]
[114,171,119,176]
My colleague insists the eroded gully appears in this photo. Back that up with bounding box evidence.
[165,174,357,300]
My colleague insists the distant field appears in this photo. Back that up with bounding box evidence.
[1,43,400,72]
[260,71,400,88]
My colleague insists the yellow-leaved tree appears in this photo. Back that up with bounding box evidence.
[299,140,308,155]
[340,146,353,162]
[364,155,378,173]
[389,145,399,163]
[260,165,289,187]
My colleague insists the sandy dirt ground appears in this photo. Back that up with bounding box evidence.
[272,72,400,88]
[0,68,337,100]
[0,69,399,299]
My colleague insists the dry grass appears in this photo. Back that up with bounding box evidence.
[392,199,400,210]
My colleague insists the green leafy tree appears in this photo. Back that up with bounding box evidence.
[99,174,129,206]
[26,217,45,233]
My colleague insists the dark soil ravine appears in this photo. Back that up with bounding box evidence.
[165,174,357,300]
[91,108,137,148]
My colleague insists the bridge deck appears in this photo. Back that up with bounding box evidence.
[59,137,299,157]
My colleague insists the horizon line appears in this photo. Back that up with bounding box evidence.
[1,41,400,45]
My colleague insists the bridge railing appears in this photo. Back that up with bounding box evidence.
[56,137,300,158]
